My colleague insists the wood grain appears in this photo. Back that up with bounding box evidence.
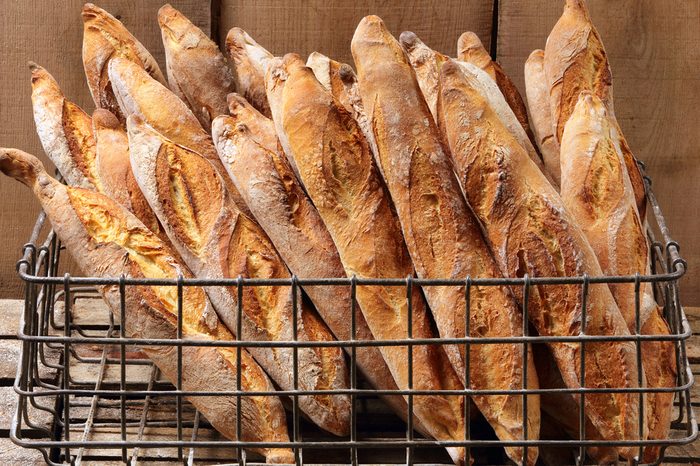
[218,0,494,66]
[0,0,210,299]
[497,0,700,305]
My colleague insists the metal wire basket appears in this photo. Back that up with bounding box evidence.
[9,169,698,466]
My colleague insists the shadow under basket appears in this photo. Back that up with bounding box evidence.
[9,167,698,466]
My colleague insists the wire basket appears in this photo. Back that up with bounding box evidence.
[9,169,698,466]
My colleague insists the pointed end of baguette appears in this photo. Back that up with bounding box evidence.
[352,15,388,46]
[0,148,49,189]
[398,31,421,52]
[226,92,248,113]
[526,49,545,63]
[458,31,484,50]
[92,109,121,131]
[81,2,108,22]
[157,3,181,29]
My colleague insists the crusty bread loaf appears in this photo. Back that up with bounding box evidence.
[158,4,235,130]
[0,148,293,464]
[352,17,539,465]
[560,93,676,462]
[215,94,439,437]
[306,52,380,168]
[456,32,536,149]
[30,63,98,190]
[544,0,646,219]
[436,60,641,459]
[226,27,273,118]
[278,54,470,466]
[524,50,561,187]
[91,109,164,240]
[81,3,167,123]
[399,32,545,172]
[107,56,252,218]
[128,116,351,436]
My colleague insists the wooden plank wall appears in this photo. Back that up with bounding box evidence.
[1,0,698,306]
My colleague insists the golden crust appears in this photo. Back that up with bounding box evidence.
[158,4,235,131]
[436,59,640,459]
[560,92,676,462]
[128,117,351,436]
[544,0,646,219]
[0,147,293,463]
[352,16,539,466]
[225,27,273,118]
[81,3,167,122]
[281,56,469,455]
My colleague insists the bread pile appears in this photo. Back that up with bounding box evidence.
[0,1,676,464]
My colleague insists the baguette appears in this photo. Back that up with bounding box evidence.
[158,4,235,131]
[226,27,273,118]
[0,148,293,464]
[524,50,561,187]
[436,60,641,459]
[81,3,167,123]
[399,32,545,171]
[544,0,646,219]
[306,52,380,169]
[91,109,164,240]
[30,63,98,190]
[352,17,539,465]
[264,57,305,185]
[128,116,351,436]
[107,56,252,218]
[278,56,471,466]
[456,32,535,149]
[213,94,432,437]
[560,93,676,462]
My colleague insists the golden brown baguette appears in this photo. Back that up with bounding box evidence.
[30,63,99,190]
[399,32,545,171]
[436,59,641,459]
[158,4,235,131]
[560,93,676,462]
[352,16,539,465]
[279,55,470,466]
[127,116,351,436]
[213,94,431,437]
[305,52,380,167]
[0,148,293,464]
[456,32,536,149]
[91,109,164,240]
[226,27,273,118]
[81,3,167,123]
[106,56,252,218]
[524,50,561,187]
[544,0,646,219]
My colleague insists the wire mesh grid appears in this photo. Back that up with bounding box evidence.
[9,173,698,466]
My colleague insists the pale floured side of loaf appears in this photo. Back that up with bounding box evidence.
[226,27,273,118]
[158,4,235,131]
[128,116,351,436]
[456,32,536,148]
[306,52,380,170]
[280,57,471,465]
[212,96,428,437]
[524,50,561,187]
[544,0,646,219]
[0,148,293,464]
[30,63,98,190]
[107,56,252,217]
[92,109,164,240]
[81,3,167,123]
[560,93,676,462]
[352,17,539,466]
[436,60,640,459]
